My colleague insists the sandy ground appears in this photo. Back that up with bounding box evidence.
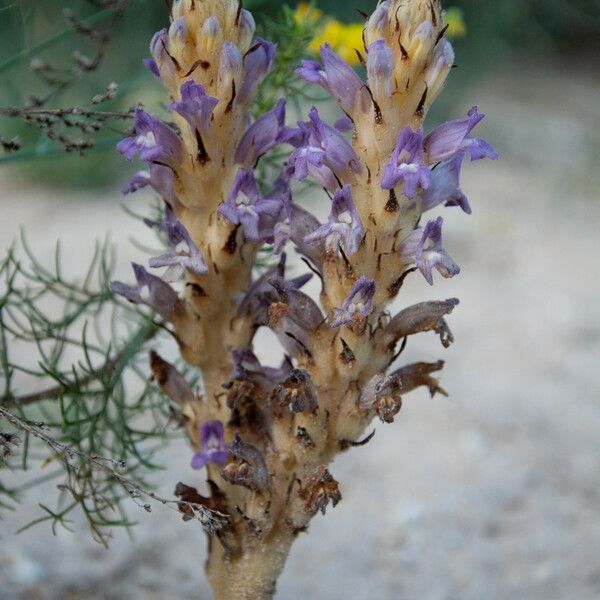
[1,60,599,599]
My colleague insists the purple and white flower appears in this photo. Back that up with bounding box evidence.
[421,153,471,214]
[381,127,431,198]
[424,106,499,164]
[235,99,295,167]
[191,421,229,470]
[109,263,183,320]
[296,43,367,114]
[331,276,376,328]
[287,107,361,191]
[304,185,364,256]
[144,205,207,281]
[219,168,284,242]
[117,108,181,167]
[170,81,218,140]
[122,163,178,207]
[416,217,460,285]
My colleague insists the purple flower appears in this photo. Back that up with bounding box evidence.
[304,185,364,255]
[122,163,178,207]
[235,99,295,167]
[109,263,183,320]
[219,168,283,242]
[381,127,431,198]
[424,106,499,164]
[191,421,229,470]
[230,348,292,392]
[144,205,207,280]
[117,109,181,166]
[421,153,471,214]
[297,43,366,114]
[416,217,460,285]
[236,252,312,328]
[170,81,218,140]
[149,28,177,78]
[287,107,361,192]
[238,38,276,105]
[143,58,160,79]
[331,276,376,328]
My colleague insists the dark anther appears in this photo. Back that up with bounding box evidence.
[339,429,375,450]
[186,282,207,297]
[235,0,243,25]
[387,267,418,298]
[222,225,239,255]
[415,84,428,118]
[363,85,383,124]
[225,80,236,114]
[195,128,210,164]
[385,188,399,213]
[435,24,449,46]
[182,59,210,77]
[161,39,181,72]
[339,337,355,364]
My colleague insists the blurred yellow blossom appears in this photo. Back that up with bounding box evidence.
[294,2,323,25]
[445,7,467,37]
[309,20,364,65]
[295,3,363,66]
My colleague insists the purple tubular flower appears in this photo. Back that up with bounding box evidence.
[230,349,292,392]
[424,106,499,164]
[219,169,283,242]
[122,171,151,194]
[236,252,312,327]
[287,107,360,191]
[367,39,394,98]
[235,99,295,167]
[304,185,364,255]
[149,28,177,79]
[170,81,218,139]
[143,58,160,79]
[144,205,207,280]
[296,43,365,114]
[122,163,178,207]
[331,276,376,328]
[191,421,229,470]
[381,127,431,198]
[238,38,276,105]
[116,108,181,166]
[416,217,460,285]
[109,263,183,320]
[334,115,353,132]
[421,153,471,214]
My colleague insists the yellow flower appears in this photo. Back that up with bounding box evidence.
[445,7,467,38]
[308,20,364,66]
[294,2,323,26]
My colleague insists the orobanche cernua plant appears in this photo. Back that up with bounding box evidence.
[111,0,497,597]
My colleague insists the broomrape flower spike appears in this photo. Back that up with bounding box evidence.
[111,1,496,598]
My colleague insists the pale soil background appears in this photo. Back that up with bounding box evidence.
[1,61,599,599]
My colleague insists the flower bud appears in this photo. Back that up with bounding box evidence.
[237,9,256,50]
[367,39,394,100]
[424,38,454,104]
[200,16,222,54]
[218,41,243,98]
[168,16,188,55]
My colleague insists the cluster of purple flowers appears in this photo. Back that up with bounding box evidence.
[111,1,497,474]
